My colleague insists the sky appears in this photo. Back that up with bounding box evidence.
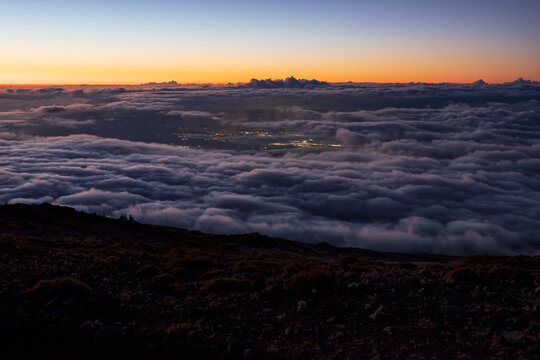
[1,0,539,84]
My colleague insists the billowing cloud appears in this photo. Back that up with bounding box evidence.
[0,81,539,255]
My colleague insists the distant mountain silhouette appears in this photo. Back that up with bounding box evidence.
[142,80,178,85]
[472,79,488,85]
[505,77,538,85]
[244,76,327,89]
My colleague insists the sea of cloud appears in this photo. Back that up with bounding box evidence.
[1,81,539,255]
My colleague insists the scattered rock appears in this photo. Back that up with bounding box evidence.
[382,326,401,335]
[502,330,524,343]
[79,320,95,333]
[369,305,389,320]
[418,268,432,277]
[243,348,255,360]
[441,305,464,313]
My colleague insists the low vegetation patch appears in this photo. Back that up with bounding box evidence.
[445,258,535,283]
[444,266,479,284]
[337,256,360,266]
[179,255,217,268]
[200,277,251,293]
[231,261,260,274]
[29,277,92,300]
[289,265,336,290]
[136,265,159,278]
[397,262,417,270]
[219,242,240,252]
[93,255,119,266]
[165,322,193,335]
[0,237,16,252]
[170,266,188,276]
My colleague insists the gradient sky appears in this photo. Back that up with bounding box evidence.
[1,0,539,84]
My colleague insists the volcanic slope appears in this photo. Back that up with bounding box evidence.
[0,203,539,359]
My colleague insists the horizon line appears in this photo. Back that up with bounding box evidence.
[0,77,537,87]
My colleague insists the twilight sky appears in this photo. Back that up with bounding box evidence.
[1,0,539,84]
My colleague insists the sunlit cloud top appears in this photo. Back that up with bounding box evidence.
[1,0,539,84]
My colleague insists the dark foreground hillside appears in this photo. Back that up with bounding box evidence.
[0,204,539,359]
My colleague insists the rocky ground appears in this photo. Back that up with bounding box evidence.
[0,203,539,359]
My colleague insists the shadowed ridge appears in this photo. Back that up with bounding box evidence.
[0,203,456,261]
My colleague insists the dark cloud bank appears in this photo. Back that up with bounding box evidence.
[1,80,539,255]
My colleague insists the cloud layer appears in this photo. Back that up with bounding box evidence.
[1,82,539,255]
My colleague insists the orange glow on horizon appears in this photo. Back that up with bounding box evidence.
[1,58,539,85]
[2,40,539,85]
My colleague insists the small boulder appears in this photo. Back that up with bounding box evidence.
[79,320,95,333]
[502,330,524,343]
[243,348,256,360]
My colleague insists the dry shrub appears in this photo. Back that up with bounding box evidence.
[173,283,188,296]
[133,241,154,252]
[486,265,514,279]
[459,256,500,268]
[200,277,251,293]
[337,256,359,266]
[0,237,16,252]
[485,265,533,281]
[290,265,336,290]
[446,257,534,283]
[343,259,383,274]
[151,273,174,290]
[119,291,131,302]
[349,263,376,275]
[219,242,239,252]
[231,261,260,274]
[397,262,417,270]
[151,273,187,296]
[165,322,193,335]
[204,269,225,277]
[444,257,495,283]
[170,266,187,276]
[136,265,159,278]
[179,255,217,268]
[444,267,479,284]
[29,277,92,300]
[94,255,119,266]
[138,251,158,262]
[284,262,302,275]
[509,268,534,281]
[254,253,271,260]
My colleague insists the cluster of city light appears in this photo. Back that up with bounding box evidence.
[269,139,342,148]
[173,129,342,149]
[175,129,307,141]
